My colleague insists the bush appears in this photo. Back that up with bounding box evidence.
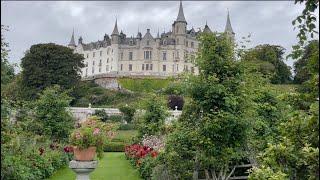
[108,115,123,123]
[119,123,136,130]
[93,109,109,122]
[167,95,184,110]
[119,105,136,123]
[104,142,126,152]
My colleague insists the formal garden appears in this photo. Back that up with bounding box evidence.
[1,1,319,180]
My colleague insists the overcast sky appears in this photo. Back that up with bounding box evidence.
[1,1,319,71]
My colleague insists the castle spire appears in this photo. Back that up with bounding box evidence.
[176,0,187,23]
[157,28,160,38]
[68,28,76,47]
[224,10,234,33]
[112,19,119,35]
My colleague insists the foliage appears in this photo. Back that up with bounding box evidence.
[118,123,136,130]
[248,166,288,180]
[167,95,184,110]
[294,40,319,84]
[104,142,126,152]
[141,135,165,151]
[20,43,84,100]
[136,95,169,138]
[242,44,292,84]
[108,115,123,122]
[119,105,136,123]
[69,116,117,159]
[118,77,171,93]
[93,109,109,122]
[34,85,74,141]
[1,25,15,87]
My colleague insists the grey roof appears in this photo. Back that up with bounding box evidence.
[225,11,234,33]
[82,39,111,51]
[203,24,212,33]
[68,29,76,46]
[112,19,119,35]
[176,1,187,23]
[143,29,154,40]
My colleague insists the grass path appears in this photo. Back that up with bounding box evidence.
[49,152,141,180]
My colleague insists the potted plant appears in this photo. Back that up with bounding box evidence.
[69,116,116,161]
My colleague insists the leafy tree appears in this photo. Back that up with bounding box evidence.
[20,43,84,100]
[1,25,15,87]
[34,85,74,141]
[294,40,319,84]
[93,109,109,122]
[242,44,292,84]
[119,105,136,123]
[137,95,168,137]
[159,33,249,179]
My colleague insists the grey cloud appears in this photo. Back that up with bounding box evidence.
[1,1,319,71]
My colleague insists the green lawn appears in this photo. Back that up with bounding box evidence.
[49,152,141,180]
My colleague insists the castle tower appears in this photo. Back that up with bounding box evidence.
[203,21,212,34]
[224,10,235,42]
[111,19,120,72]
[172,1,187,36]
[111,19,120,44]
[68,29,76,49]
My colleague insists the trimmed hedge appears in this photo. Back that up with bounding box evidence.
[118,123,136,130]
[104,142,126,152]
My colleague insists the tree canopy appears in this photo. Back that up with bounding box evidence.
[20,43,84,100]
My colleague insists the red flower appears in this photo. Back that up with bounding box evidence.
[151,151,158,158]
[39,147,45,155]
[64,146,74,153]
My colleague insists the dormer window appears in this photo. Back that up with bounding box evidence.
[129,40,133,45]
[147,40,150,46]
[163,40,167,45]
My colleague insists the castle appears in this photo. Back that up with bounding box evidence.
[68,1,235,78]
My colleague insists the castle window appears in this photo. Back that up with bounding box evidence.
[107,49,110,55]
[129,52,133,60]
[186,41,188,47]
[87,54,89,58]
[147,40,150,46]
[99,67,101,72]
[106,65,109,71]
[177,51,179,58]
[146,64,149,70]
[93,52,95,57]
[150,64,153,71]
[99,60,102,66]
[100,51,102,56]
[120,64,123,71]
[111,66,112,70]
[92,67,94,74]
[120,52,123,60]
[177,38,179,44]
[163,65,166,71]
[162,52,167,61]
[176,26,179,33]
[85,68,88,76]
[129,40,133,45]
[93,61,95,65]
[142,64,144,70]
[163,40,167,45]
[144,51,152,60]
[191,42,194,48]
[112,49,113,53]
[129,64,132,71]
[107,58,109,63]
[177,64,179,71]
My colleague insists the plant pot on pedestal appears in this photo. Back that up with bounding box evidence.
[73,146,97,161]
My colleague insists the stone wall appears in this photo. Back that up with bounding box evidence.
[67,107,182,123]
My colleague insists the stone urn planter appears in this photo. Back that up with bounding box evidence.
[73,146,96,161]
[69,160,98,180]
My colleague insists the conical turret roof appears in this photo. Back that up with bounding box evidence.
[224,10,234,33]
[176,1,187,23]
[68,29,76,46]
[112,19,119,35]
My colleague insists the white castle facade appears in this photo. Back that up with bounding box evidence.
[68,2,235,78]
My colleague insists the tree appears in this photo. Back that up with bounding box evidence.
[34,85,74,141]
[242,44,292,84]
[1,25,15,87]
[160,33,249,179]
[294,40,319,84]
[20,43,84,100]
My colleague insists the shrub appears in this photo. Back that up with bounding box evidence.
[104,142,126,152]
[108,115,123,122]
[118,123,136,130]
[167,95,184,110]
[119,105,136,123]
[34,85,74,142]
[93,109,109,122]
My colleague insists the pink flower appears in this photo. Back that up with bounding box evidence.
[93,128,100,135]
